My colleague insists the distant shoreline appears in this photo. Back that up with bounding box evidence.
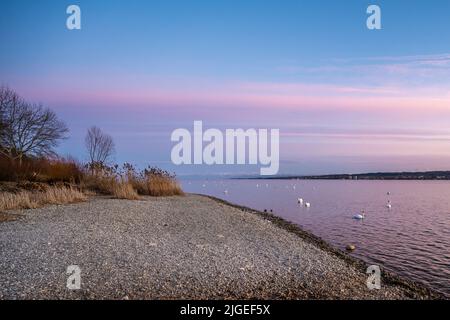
[236,171,450,180]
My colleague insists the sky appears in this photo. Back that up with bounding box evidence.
[1,0,450,176]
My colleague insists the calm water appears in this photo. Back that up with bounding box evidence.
[182,179,450,297]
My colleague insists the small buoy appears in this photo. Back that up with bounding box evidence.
[264,209,267,213]
[305,202,311,208]
[269,209,273,213]
[346,244,356,251]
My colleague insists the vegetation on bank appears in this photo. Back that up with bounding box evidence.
[0,86,183,211]
[0,185,86,211]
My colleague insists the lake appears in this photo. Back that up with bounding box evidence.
[182,179,450,297]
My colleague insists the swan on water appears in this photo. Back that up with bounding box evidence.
[353,210,365,220]
[386,201,392,209]
[305,202,311,208]
[297,198,304,205]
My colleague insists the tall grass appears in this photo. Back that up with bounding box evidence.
[111,181,140,200]
[145,175,183,196]
[0,154,184,202]
[0,186,87,211]
[0,155,83,183]
[124,164,184,197]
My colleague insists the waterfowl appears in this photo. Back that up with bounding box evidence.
[353,210,365,220]
[305,202,311,208]
[297,198,304,205]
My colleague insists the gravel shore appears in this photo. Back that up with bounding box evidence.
[0,194,436,299]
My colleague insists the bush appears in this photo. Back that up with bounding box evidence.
[0,155,84,183]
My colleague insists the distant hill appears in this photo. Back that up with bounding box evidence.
[249,171,450,180]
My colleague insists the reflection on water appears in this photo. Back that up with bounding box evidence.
[183,179,450,297]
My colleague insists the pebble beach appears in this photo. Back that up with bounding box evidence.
[0,194,436,299]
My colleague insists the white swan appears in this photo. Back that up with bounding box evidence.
[297,198,304,205]
[353,210,365,220]
[386,202,392,209]
[305,202,311,208]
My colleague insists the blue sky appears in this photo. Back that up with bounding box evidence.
[1,1,450,176]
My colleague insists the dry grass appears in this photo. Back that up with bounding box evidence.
[80,174,116,195]
[111,181,140,200]
[127,176,148,195]
[0,212,20,222]
[82,166,184,198]
[0,156,83,183]
[0,186,87,211]
[145,176,184,197]
[127,175,184,197]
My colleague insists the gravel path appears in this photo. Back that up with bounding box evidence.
[0,195,434,299]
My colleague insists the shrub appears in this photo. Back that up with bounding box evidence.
[36,157,84,183]
[0,155,84,183]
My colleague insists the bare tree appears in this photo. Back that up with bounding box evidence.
[0,86,15,137]
[85,126,115,168]
[0,87,69,166]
